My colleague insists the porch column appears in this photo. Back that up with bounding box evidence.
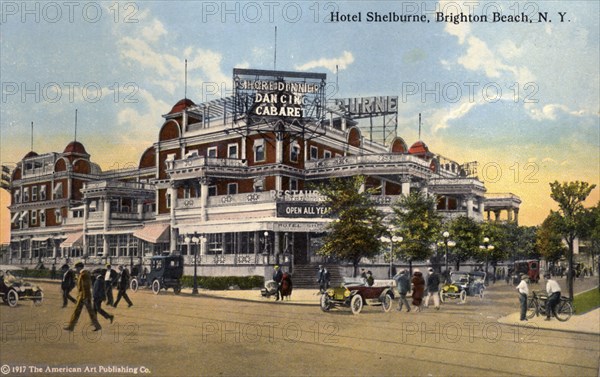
[199,178,210,222]
[478,198,485,217]
[401,176,411,196]
[169,182,177,252]
[466,196,474,218]
[513,209,519,225]
[83,200,89,255]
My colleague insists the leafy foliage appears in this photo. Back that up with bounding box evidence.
[316,176,387,274]
[536,212,568,263]
[447,216,481,270]
[390,192,442,263]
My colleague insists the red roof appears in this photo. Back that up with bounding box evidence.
[23,151,38,159]
[168,98,196,114]
[63,141,87,154]
[408,141,430,155]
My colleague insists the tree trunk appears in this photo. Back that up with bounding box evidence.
[568,237,575,300]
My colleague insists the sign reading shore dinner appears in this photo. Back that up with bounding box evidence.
[233,68,327,124]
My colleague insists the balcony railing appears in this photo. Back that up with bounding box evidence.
[167,156,248,171]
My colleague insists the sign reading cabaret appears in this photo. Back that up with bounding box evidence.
[233,68,326,122]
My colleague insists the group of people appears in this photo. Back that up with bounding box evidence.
[271,265,293,301]
[394,267,441,313]
[61,261,134,332]
[516,272,562,322]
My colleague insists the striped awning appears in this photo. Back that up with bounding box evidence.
[133,224,170,244]
[60,232,83,248]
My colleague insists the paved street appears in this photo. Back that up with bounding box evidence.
[1,279,598,377]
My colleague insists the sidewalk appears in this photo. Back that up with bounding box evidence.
[497,308,599,335]
[192,287,321,306]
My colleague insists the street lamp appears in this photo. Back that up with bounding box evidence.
[440,231,456,277]
[262,231,270,265]
[480,237,494,284]
[185,234,202,295]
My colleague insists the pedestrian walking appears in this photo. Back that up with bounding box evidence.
[92,274,114,323]
[424,267,441,310]
[411,269,425,312]
[64,261,102,332]
[394,269,411,312]
[113,265,133,308]
[60,264,76,308]
[272,265,283,301]
[317,265,330,294]
[50,263,57,280]
[516,274,529,321]
[104,264,117,306]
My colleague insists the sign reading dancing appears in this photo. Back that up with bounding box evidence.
[233,68,326,123]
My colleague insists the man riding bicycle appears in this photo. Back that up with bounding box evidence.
[544,273,561,321]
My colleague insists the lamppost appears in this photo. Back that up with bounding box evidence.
[380,235,403,278]
[262,231,270,265]
[480,237,494,284]
[185,234,202,294]
[439,231,456,276]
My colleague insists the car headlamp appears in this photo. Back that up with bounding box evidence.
[326,288,335,297]
[343,289,351,298]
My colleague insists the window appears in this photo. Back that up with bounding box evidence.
[310,146,318,160]
[253,177,264,192]
[290,179,298,191]
[53,182,63,199]
[254,139,265,162]
[165,191,171,209]
[227,183,238,195]
[40,185,46,200]
[290,142,300,162]
[13,189,20,204]
[31,210,37,225]
[23,187,29,202]
[324,150,332,159]
[32,186,38,201]
[54,209,62,224]
[228,144,238,159]
[208,186,217,196]
[207,147,218,158]
[39,210,46,225]
[183,187,191,199]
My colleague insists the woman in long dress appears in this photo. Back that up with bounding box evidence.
[411,269,425,312]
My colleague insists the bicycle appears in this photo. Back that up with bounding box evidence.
[526,290,573,321]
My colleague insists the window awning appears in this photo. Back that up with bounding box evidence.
[11,212,19,223]
[31,236,50,242]
[60,232,83,248]
[133,224,170,244]
[19,211,28,221]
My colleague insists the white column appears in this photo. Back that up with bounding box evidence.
[401,176,411,196]
[466,196,474,218]
[200,178,209,222]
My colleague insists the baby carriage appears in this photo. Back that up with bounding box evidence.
[261,273,293,300]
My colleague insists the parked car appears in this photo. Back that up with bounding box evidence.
[130,255,183,294]
[440,271,486,303]
[320,278,394,314]
[0,270,44,307]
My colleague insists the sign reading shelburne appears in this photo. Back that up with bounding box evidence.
[334,96,398,117]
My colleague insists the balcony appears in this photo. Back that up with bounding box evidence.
[166,156,248,179]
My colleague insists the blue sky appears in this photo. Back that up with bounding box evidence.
[1,0,599,235]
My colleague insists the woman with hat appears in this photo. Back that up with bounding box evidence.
[411,269,425,312]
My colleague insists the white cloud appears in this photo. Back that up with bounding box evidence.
[141,19,167,42]
[294,51,354,73]
[525,103,589,121]
[431,98,481,133]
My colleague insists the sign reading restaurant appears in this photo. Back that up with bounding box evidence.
[233,68,327,122]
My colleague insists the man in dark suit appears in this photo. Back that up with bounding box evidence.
[272,265,283,301]
[60,264,76,308]
[103,264,117,306]
[93,274,114,323]
[113,265,133,308]
[64,261,101,332]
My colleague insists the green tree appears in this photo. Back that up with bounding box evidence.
[316,176,387,276]
[579,201,600,285]
[549,180,597,299]
[389,192,442,272]
[480,222,510,277]
[536,212,568,264]
[447,216,482,271]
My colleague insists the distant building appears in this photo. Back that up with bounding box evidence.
[4,68,520,276]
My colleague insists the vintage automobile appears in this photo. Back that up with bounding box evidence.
[320,278,394,314]
[130,255,184,294]
[440,271,486,303]
[0,270,44,307]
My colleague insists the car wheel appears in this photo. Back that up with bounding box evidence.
[350,294,363,315]
[320,294,331,312]
[151,280,161,295]
[33,290,43,306]
[459,290,467,303]
[381,293,393,312]
[7,289,18,307]
[130,278,139,293]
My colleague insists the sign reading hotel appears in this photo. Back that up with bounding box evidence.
[233,68,327,123]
